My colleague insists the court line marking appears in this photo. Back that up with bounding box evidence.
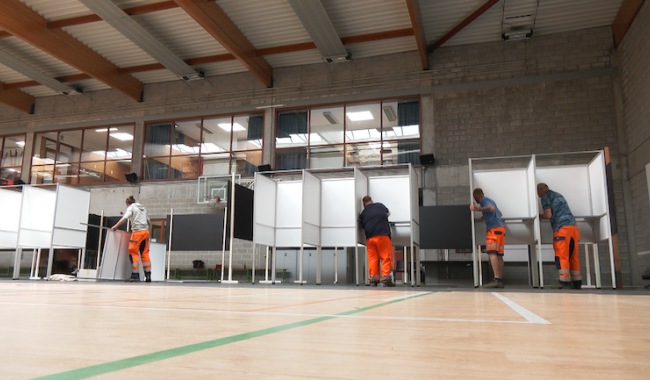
[31,292,434,380]
[383,292,430,302]
[492,292,551,325]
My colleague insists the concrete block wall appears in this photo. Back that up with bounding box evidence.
[619,1,650,282]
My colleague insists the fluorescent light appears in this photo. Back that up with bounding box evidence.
[15,141,25,147]
[255,104,285,109]
[218,123,246,132]
[383,106,396,122]
[347,111,373,121]
[96,128,118,132]
[276,137,292,145]
[322,111,339,125]
[7,168,15,172]
[351,129,370,140]
[110,133,133,141]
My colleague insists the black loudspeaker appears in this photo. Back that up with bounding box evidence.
[125,172,138,182]
[258,164,272,172]
[419,154,435,165]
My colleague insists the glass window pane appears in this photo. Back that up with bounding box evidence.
[0,167,22,184]
[382,140,421,165]
[345,143,382,167]
[172,120,202,156]
[345,103,381,143]
[310,107,344,146]
[201,153,230,176]
[79,161,105,184]
[232,150,262,174]
[310,145,344,169]
[233,114,264,151]
[202,117,232,156]
[57,130,82,163]
[82,127,108,162]
[144,122,172,157]
[142,157,170,180]
[276,148,307,170]
[1,135,25,167]
[382,100,420,140]
[170,155,199,179]
[108,125,134,160]
[54,164,79,185]
[276,110,308,148]
[105,160,132,182]
[31,165,54,184]
[32,132,58,166]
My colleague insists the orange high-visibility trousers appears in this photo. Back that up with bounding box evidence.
[552,225,581,285]
[367,235,392,281]
[129,230,151,273]
[486,226,505,255]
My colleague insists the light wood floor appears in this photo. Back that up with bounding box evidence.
[1,281,649,379]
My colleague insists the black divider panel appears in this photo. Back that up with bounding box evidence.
[419,205,473,249]
[226,182,254,241]
[165,214,226,251]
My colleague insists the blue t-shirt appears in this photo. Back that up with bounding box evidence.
[480,197,504,231]
[541,190,577,231]
[359,202,391,240]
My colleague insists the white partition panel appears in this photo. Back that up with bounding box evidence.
[0,189,22,248]
[410,167,420,245]
[473,169,530,218]
[276,181,303,246]
[98,230,131,280]
[588,153,607,216]
[302,171,320,246]
[536,166,591,217]
[253,174,277,246]
[368,176,411,223]
[355,170,368,244]
[18,187,56,248]
[597,215,611,241]
[53,186,90,248]
[527,157,538,219]
[321,178,356,246]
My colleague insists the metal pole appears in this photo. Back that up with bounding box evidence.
[252,244,256,284]
[585,243,592,287]
[220,206,228,282]
[593,243,602,289]
[77,249,82,274]
[224,173,238,283]
[410,240,415,287]
[334,247,338,284]
[607,236,616,289]
[13,248,22,279]
[96,210,105,279]
[271,246,277,284]
[316,246,322,285]
[34,248,42,278]
[403,246,407,285]
[265,246,269,281]
[537,241,544,288]
[295,245,304,284]
[166,209,173,280]
[355,245,359,286]
[478,245,483,287]
[30,249,36,278]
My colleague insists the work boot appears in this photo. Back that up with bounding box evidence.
[550,281,572,289]
[145,271,151,283]
[381,279,396,287]
[369,280,378,287]
[125,273,139,282]
[572,280,582,290]
[484,279,504,288]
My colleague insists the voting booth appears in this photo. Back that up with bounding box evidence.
[253,164,420,286]
[469,151,615,288]
[97,229,165,282]
[4,185,90,279]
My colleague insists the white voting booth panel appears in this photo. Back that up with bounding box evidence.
[18,186,57,248]
[368,175,418,247]
[0,188,22,248]
[302,171,320,247]
[276,181,303,247]
[253,174,276,247]
[98,230,165,281]
[320,178,357,246]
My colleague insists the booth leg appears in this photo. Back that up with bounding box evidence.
[30,249,37,278]
[537,243,544,288]
[355,246,359,286]
[316,247,322,285]
[334,247,338,284]
[529,244,540,288]
[415,246,421,287]
[584,244,592,287]
[34,248,42,279]
[271,247,277,284]
[252,244,256,284]
[403,246,407,286]
[295,245,306,284]
[13,248,22,279]
[593,244,602,289]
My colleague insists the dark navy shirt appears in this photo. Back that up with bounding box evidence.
[359,202,391,240]
[541,190,577,231]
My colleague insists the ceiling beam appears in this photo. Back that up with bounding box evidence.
[173,0,273,87]
[405,0,428,70]
[0,0,144,101]
[428,0,500,52]
[0,82,35,113]
[612,0,646,46]
[2,28,414,91]
[286,0,348,60]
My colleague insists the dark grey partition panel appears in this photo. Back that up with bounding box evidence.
[226,182,254,241]
[419,206,472,249]
[165,214,226,251]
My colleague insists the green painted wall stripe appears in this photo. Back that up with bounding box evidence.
[33,292,434,380]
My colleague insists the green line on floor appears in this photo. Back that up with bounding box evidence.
[33,292,434,380]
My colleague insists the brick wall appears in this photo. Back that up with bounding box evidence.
[619,1,650,280]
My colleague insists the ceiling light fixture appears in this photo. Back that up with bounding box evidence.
[218,123,246,131]
[95,128,119,132]
[15,141,25,147]
[347,111,374,121]
[383,106,396,122]
[502,28,533,41]
[322,111,339,125]
[110,133,134,141]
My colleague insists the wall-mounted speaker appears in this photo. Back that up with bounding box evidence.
[125,172,138,182]
[419,154,435,166]
[258,164,272,172]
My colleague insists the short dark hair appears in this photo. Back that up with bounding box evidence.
[362,195,372,203]
[473,188,484,196]
[126,195,136,204]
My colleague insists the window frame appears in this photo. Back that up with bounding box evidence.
[0,133,27,185]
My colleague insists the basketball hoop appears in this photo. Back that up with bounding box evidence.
[207,195,221,206]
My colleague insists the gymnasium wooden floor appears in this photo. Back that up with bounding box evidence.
[1,281,649,379]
